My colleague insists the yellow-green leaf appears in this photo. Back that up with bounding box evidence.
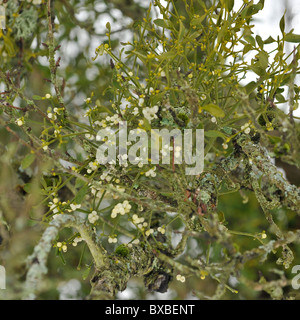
[178,20,185,42]
[285,33,300,43]
[21,153,36,169]
[154,19,172,29]
[32,95,43,100]
[158,50,177,60]
[202,104,225,118]
[275,93,286,103]
[224,0,234,12]
[150,91,165,105]
[246,3,263,16]
[258,51,269,69]
[256,35,264,49]
[74,184,88,204]
[264,36,276,44]
[244,35,256,47]
[190,15,206,26]
[280,12,285,34]
[205,130,226,139]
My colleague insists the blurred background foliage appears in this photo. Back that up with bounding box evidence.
[0,0,299,300]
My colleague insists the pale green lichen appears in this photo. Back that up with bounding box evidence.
[11,6,38,40]
[199,190,211,203]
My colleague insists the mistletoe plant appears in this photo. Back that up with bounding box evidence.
[0,0,300,300]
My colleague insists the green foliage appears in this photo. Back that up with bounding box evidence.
[0,0,300,300]
[115,244,130,257]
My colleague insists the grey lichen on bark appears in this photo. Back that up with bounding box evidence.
[24,214,75,300]
[23,214,105,300]
[89,244,173,300]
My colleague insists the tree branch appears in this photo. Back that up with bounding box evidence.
[24,214,105,300]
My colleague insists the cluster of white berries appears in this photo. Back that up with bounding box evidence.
[133,155,145,168]
[145,167,156,177]
[211,116,217,123]
[47,107,60,120]
[85,133,96,141]
[88,211,99,224]
[157,226,166,234]
[111,200,132,218]
[161,144,173,157]
[200,93,207,101]
[128,239,140,248]
[16,118,24,126]
[138,97,145,107]
[90,185,103,198]
[87,161,98,174]
[132,107,139,116]
[49,197,60,214]
[49,199,84,216]
[108,236,118,244]
[54,128,61,137]
[148,87,154,94]
[117,154,129,167]
[261,231,267,239]
[132,214,148,229]
[176,274,186,283]
[145,228,154,237]
[222,142,228,150]
[72,237,83,247]
[105,114,121,125]
[93,120,107,128]
[129,128,144,135]
[174,146,182,158]
[57,242,68,253]
[70,203,81,211]
[241,122,251,134]
[142,105,159,122]
[96,127,115,142]
[159,68,166,77]
[100,170,113,182]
